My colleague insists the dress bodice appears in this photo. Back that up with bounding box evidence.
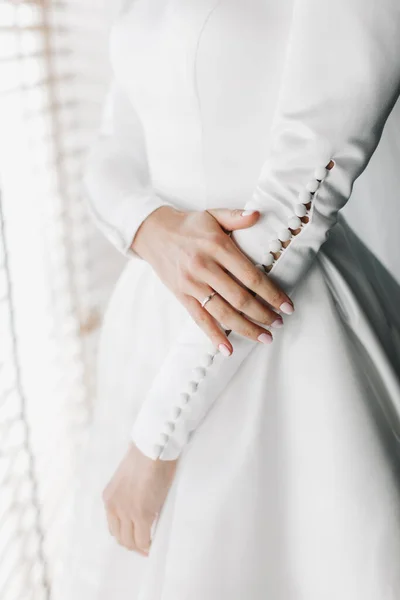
[109,0,294,210]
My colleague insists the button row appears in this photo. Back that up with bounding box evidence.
[261,164,331,272]
[155,350,219,458]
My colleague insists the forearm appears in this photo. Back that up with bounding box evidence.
[130,0,400,460]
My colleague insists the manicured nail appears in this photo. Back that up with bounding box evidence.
[218,343,231,356]
[271,318,284,328]
[241,209,257,216]
[257,332,273,345]
[280,301,294,315]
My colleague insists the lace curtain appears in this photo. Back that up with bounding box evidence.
[0,1,123,598]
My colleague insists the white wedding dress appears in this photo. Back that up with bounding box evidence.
[55,1,400,599]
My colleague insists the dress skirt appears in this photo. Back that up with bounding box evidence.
[54,212,400,600]
[53,0,400,597]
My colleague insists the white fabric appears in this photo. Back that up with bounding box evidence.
[83,80,175,258]
[83,0,400,462]
[61,0,400,598]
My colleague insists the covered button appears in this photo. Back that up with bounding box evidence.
[192,367,206,380]
[306,180,319,193]
[288,216,302,230]
[278,228,291,242]
[262,252,274,267]
[202,354,215,367]
[294,204,307,218]
[180,392,190,405]
[299,189,312,204]
[188,381,198,393]
[172,406,182,419]
[314,166,328,181]
[269,239,282,253]
[164,422,175,434]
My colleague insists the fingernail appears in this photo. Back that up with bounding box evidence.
[218,343,231,356]
[271,318,284,328]
[280,301,294,315]
[257,332,273,345]
[241,209,257,216]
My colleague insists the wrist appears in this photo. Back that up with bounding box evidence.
[128,441,179,472]
[130,204,186,261]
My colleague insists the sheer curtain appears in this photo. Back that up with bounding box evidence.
[0,1,123,598]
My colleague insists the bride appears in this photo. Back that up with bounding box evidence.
[57,0,400,598]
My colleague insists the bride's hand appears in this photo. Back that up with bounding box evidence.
[102,441,176,555]
[131,206,294,355]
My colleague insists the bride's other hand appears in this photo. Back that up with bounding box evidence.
[102,441,177,555]
[131,206,294,355]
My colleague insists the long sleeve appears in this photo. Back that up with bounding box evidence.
[131,0,400,460]
[82,76,174,259]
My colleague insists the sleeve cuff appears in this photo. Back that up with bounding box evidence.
[85,187,175,259]
[130,317,255,461]
[119,194,176,259]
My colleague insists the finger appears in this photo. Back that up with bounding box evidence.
[179,292,233,356]
[119,518,137,552]
[106,511,120,539]
[202,261,283,328]
[205,208,260,232]
[188,282,274,344]
[134,516,152,557]
[185,285,272,344]
[216,239,294,315]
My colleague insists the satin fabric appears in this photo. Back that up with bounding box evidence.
[55,1,400,598]
[84,0,400,462]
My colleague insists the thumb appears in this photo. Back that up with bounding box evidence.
[206,207,260,232]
